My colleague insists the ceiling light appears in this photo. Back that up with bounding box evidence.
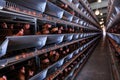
[98,0,102,3]
[101,26,103,28]
[99,21,104,25]
[0,6,3,9]
[1,64,5,67]
[100,13,103,15]
[101,25,104,28]
[95,10,100,15]
[101,25,104,27]
[101,18,104,21]
[100,22,103,24]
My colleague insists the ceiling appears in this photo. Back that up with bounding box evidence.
[88,0,96,3]
[88,0,108,26]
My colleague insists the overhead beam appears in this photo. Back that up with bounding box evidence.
[93,8,108,14]
[97,14,107,18]
[100,8,107,14]
[90,0,108,10]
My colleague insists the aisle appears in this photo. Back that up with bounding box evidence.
[74,36,113,80]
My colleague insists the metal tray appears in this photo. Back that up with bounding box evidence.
[63,34,73,41]
[7,35,47,51]
[46,34,64,45]
[62,11,73,21]
[29,69,48,80]
[45,1,64,18]
[73,34,79,40]
[0,39,9,57]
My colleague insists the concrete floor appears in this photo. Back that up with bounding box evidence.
[74,37,113,80]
